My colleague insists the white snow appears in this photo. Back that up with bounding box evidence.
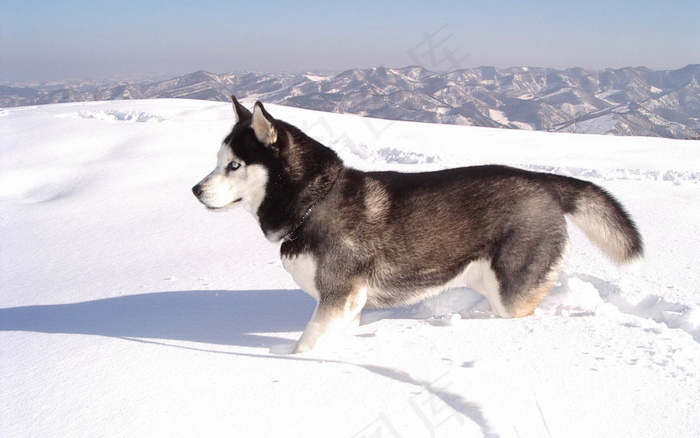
[570,113,618,135]
[535,87,573,101]
[1,99,700,438]
[303,74,330,82]
[488,109,510,125]
[488,109,534,131]
[510,120,534,131]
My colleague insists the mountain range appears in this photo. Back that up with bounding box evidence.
[2,65,699,139]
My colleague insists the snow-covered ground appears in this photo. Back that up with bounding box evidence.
[1,99,699,438]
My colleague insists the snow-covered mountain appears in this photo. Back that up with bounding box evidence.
[2,65,700,139]
[1,99,699,437]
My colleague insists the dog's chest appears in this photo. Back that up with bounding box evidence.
[281,253,320,301]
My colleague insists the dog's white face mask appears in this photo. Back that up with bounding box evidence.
[192,144,268,215]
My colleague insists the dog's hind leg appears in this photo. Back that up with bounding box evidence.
[294,285,367,354]
[507,275,557,317]
[498,246,566,318]
[463,259,512,318]
[490,208,568,318]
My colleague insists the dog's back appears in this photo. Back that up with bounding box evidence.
[295,165,642,319]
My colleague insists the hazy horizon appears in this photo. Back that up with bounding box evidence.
[5,64,700,87]
[1,0,699,83]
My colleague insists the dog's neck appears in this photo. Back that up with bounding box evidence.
[281,169,341,242]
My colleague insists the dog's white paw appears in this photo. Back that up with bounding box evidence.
[269,342,297,355]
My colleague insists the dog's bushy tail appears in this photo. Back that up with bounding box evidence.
[550,175,643,265]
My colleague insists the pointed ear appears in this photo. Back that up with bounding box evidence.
[252,101,277,145]
[231,95,252,123]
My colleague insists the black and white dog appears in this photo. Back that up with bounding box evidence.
[193,97,643,353]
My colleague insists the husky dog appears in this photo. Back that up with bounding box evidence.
[192,96,643,353]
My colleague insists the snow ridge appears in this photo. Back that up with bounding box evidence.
[521,165,700,185]
[74,109,165,123]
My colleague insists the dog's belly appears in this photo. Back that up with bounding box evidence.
[367,259,508,315]
[282,253,510,316]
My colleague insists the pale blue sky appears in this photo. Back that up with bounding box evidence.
[1,0,698,81]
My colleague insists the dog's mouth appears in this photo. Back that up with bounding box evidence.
[204,198,242,211]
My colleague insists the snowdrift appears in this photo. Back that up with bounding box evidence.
[1,100,699,437]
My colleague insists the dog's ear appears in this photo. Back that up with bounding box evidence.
[252,101,277,145]
[231,95,252,123]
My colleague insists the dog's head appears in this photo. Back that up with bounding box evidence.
[193,96,344,241]
[192,96,279,215]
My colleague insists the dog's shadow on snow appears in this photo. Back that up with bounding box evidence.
[0,290,498,435]
[0,288,477,347]
[0,290,317,348]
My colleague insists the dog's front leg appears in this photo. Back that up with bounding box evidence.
[294,286,367,353]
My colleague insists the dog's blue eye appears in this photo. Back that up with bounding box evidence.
[228,162,241,171]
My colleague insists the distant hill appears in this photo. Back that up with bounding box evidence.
[2,65,699,139]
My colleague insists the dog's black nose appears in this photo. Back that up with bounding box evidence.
[192,184,203,197]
